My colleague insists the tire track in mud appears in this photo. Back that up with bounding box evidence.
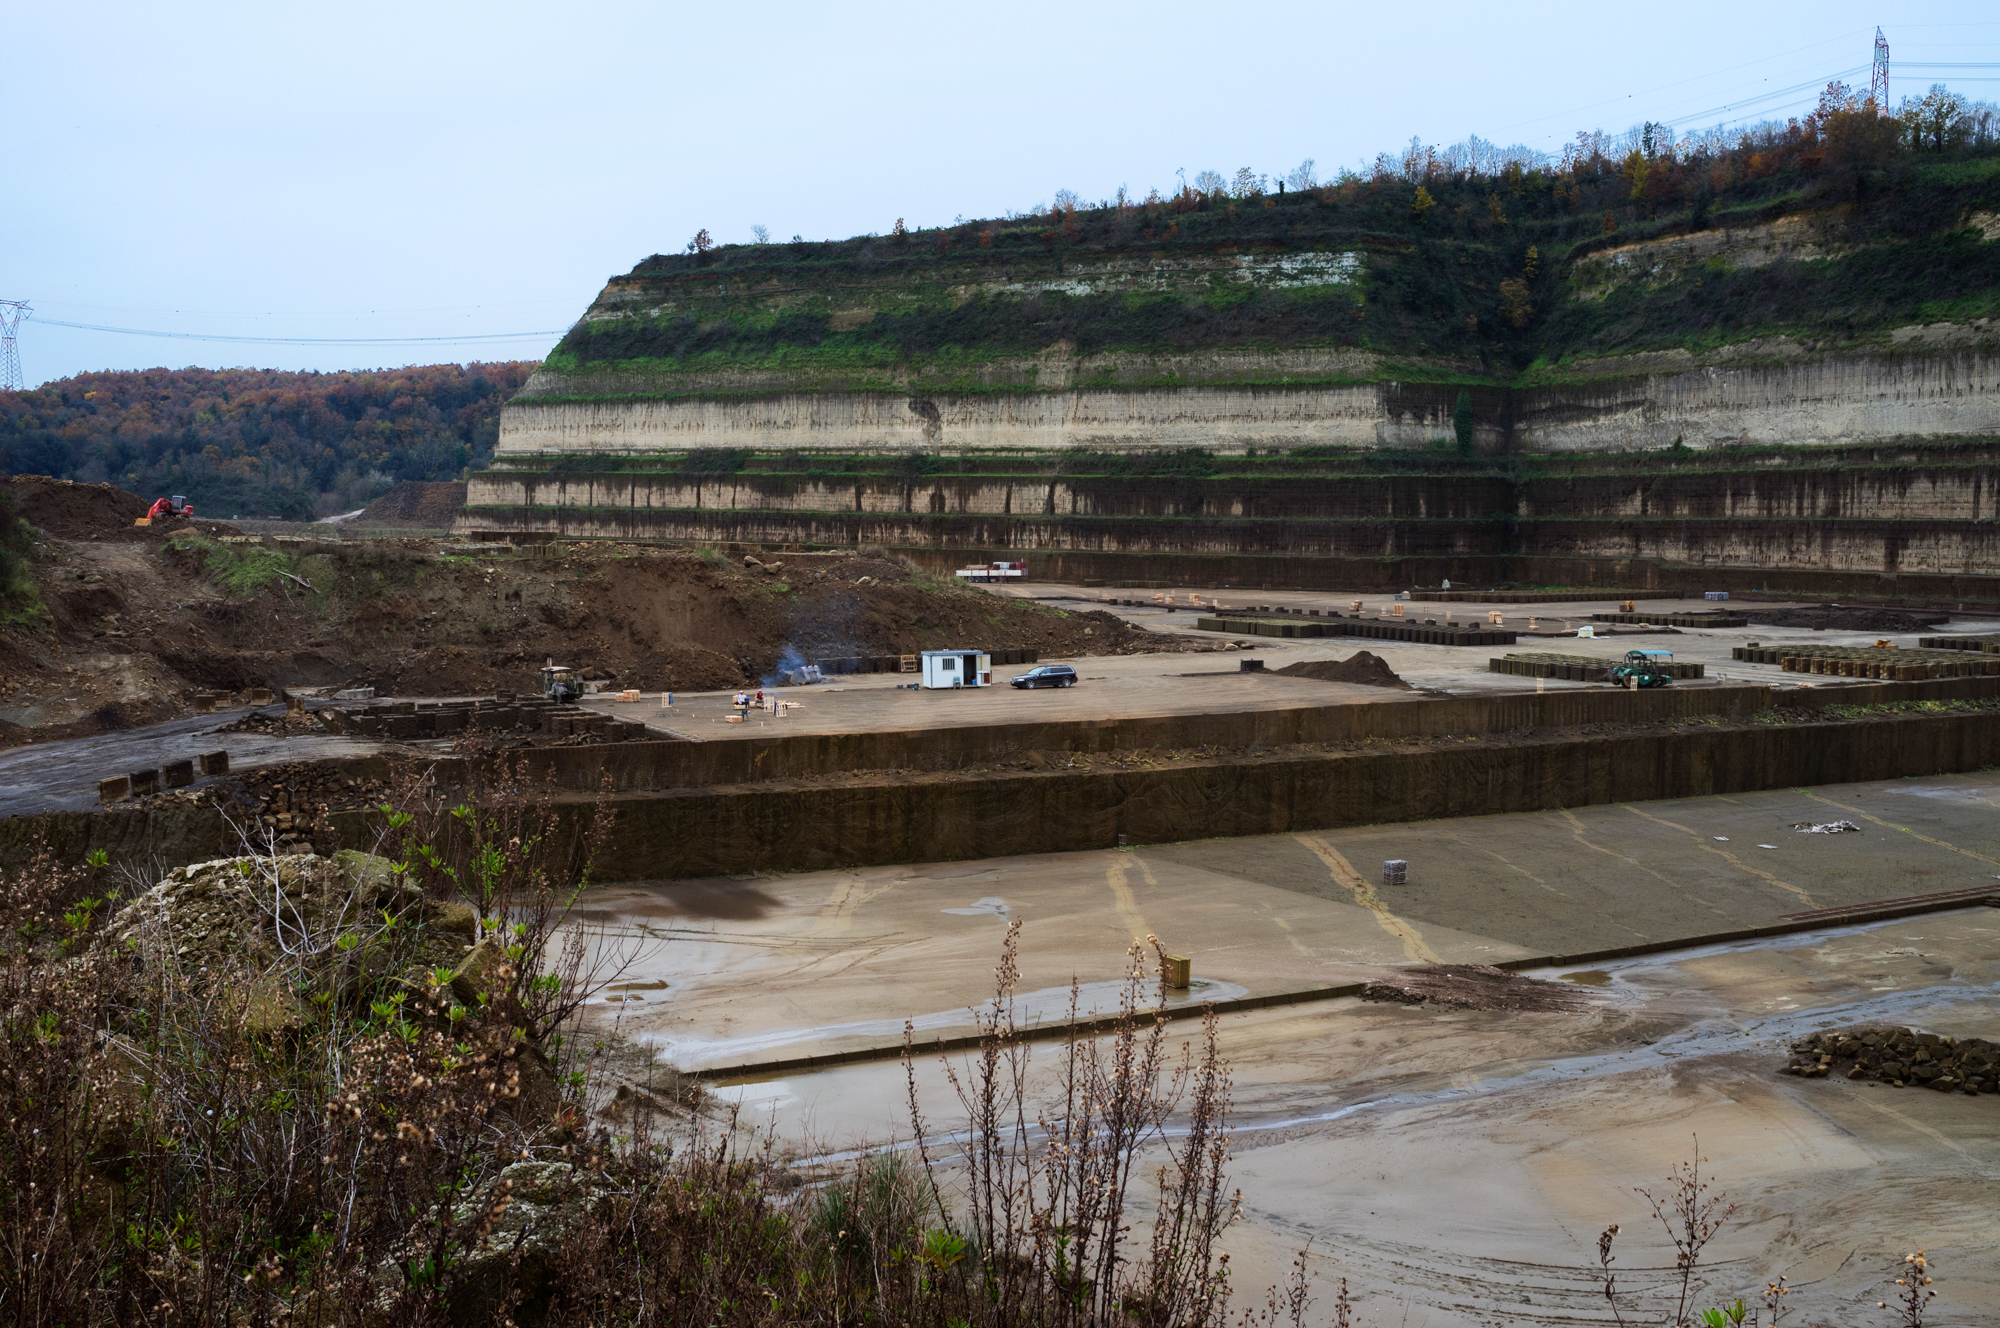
[1294,833,1441,962]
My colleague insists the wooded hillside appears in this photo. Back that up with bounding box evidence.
[0,362,534,519]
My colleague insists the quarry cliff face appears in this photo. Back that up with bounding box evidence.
[499,336,2000,457]
[475,163,2000,591]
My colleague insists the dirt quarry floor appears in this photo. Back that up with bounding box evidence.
[575,770,2000,1326]
[0,478,1189,746]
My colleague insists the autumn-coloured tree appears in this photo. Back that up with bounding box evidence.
[1411,185,1437,219]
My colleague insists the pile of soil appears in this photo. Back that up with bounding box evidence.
[3,475,149,538]
[1274,651,1411,690]
[1358,964,1588,1012]
[1746,603,1951,632]
[351,481,467,528]
[1784,1025,1996,1094]
[0,537,1196,744]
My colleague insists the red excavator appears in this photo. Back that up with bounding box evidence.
[135,495,194,526]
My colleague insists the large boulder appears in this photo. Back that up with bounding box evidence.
[105,850,425,965]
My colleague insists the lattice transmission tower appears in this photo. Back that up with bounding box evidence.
[0,301,27,392]
[1872,27,1890,108]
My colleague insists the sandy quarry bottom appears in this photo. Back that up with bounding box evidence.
[656,913,1995,1327]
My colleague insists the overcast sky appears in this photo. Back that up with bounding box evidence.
[8,1,1998,386]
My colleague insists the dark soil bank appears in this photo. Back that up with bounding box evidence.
[1746,604,1952,633]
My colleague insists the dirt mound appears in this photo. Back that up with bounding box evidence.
[0,538,1198,744]
[352,481,467,528]
[1274,651,1411,689]
[2,475,148,538]
[1746,603,1951,633]
[1358,964,1588,1012]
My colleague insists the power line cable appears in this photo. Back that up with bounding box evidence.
[1495,30,1874,136]
[1658,65,1871,129]
[25,317,566,346]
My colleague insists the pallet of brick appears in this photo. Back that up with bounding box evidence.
[1783,654,1985,681]
[1592,610,1747,628]
[1917,633,2000,653]
[1733,643,2000,680]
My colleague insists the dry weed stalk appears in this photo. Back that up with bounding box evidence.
[1596,1223,1625,1327]
[1877,1250,1936,1327]
[1236,1247,1314,1328]
[1638,1137,1734,1328]
[904,922,1237,1328]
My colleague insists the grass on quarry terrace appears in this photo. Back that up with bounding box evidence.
[169,534,324,599]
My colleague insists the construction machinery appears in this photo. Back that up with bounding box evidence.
[1610,649,1675,688]
[539,663,583,703]
[134,495,193,526]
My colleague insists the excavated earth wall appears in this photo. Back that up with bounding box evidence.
[8,679,1996,878]
[463,440,2000,596]
[562,707,2000,879]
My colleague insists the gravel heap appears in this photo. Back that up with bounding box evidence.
[1783,1025,1997,1094]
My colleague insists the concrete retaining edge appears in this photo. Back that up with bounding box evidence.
[11,693,2000,876]
[685,893,2000,1082]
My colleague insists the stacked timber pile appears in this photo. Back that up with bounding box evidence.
[1490,652,1705,681]
[1732,644,2000,680]
[1784,1026,1998,1094]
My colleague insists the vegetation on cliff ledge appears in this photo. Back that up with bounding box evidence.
[551,85,2000,390]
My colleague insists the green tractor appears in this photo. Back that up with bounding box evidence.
[1610,649,1675,688]
[539,663,584,703]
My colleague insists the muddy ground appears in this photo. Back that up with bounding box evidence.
[571,773,2000,1324]
[0,477,1188,745]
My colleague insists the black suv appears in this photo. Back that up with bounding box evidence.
[1010,664,1077,689]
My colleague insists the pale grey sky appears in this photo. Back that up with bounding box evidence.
[8,1,1999,386]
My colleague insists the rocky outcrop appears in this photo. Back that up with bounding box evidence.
[1784,1025,1997,1094]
